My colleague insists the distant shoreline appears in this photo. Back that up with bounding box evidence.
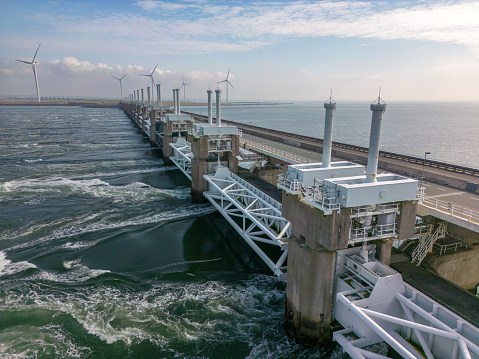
[0,100,291,108]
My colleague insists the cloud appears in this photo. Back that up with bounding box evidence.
[15,1,479,58]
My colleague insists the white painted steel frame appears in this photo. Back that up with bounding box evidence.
[334,279,479,359]
[169,142,193,180]
[203,173,290,280]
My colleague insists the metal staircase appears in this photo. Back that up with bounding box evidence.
[411,221,447,266]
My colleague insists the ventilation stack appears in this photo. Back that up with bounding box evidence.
[207,89,213,124]
[157,84,162,107]
[365,97,387,183]
[321,97,336,168]
[172,89,177,114]
[176,88,181,114]
[215,89,221,127]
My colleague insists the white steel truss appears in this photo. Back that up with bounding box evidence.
[203,168,290,280]
[334,247,479,359]
[169,140,193,181]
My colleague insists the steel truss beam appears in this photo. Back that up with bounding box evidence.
[204,173,290,280]
[169,141,193,180]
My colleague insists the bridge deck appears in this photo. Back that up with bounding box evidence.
[390,249,479,328]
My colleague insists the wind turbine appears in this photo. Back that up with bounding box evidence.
[16,43,41,102]
[217,68,234,103]
[179,74,189,101]
[112,73,127,101]
[140,64,157,103]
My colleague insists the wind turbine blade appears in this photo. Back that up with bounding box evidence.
[151,63,158,76]
[227,81,235,89]
[16,59,32,65]
[217,80,227,84]
[226,68,230,80]
[139,74,150,77]
[32,43,41,62]
[112,75,120,81]
[120,73,128,80]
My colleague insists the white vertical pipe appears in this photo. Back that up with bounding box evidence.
[177,88,181,114]
[365,100,386,183]
[141,89,144,105]
[136,90,139,105]
[215,89,221,127]
[321,100,336,168]
[157,84,161,106]
[207,89,213,124]
[172,89,177,114]
[147,86,151,105]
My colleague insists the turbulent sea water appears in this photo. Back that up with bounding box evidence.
[1,102,476,358]
[0,106,331,358]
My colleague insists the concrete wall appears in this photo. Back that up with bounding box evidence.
[281,192,351,251]
[425,247,479,290]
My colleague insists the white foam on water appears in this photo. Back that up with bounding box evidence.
[0,323,91,358]
[29,259,110,283]
[0,251,37,277]
[0,275,286,351]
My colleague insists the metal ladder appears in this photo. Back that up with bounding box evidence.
[411,221,447,266]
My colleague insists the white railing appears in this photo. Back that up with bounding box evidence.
[412,221,447,266]
[349,223,396,243]
[241,139,314,164]
[434,240,467,255]
[421,197,479,224]
[277,173,304,195]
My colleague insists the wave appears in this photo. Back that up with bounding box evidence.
[0,251,37,277]
[1,176,190,204]
[4,204,215,253]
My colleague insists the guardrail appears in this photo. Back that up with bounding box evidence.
[241,138,314,164]
[182,111,479,178]
[421,198,479,224]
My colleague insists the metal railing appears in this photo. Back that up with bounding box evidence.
[421,198,479,224]
[349,223,396,243]
[433,241,468,255]
[241,139,314,164]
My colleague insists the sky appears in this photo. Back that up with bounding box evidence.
[0,0,478,102]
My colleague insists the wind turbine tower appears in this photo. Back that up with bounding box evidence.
[140,64,158,103]
[217,68,234,103]
[16,43,42,102]
[112,74,127,101]
[179,74,189,101]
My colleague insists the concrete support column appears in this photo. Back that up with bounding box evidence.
[191,159,207,203]
[282,192,351,347]
[150,109,157,145]
[141,106,148,134]
[285,236,336,346]
[376,239,393,266]
[147,86,151,106]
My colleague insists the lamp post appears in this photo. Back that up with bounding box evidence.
[421,151,431,183]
